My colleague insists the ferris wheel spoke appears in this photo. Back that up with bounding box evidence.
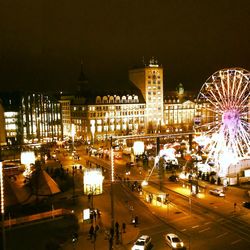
[234,84,249,107]
[200,91,224,111]
[208,89,227,110]
[231,71,237,102]
[235,93,250,110]
[214,83,228,108]
[233,73,244,103]
[220,74,229,104]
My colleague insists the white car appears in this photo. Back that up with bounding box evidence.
[165,233,185,249]
[131,235,152,250]
[209,189,225,197]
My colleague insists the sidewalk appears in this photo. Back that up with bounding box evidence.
[63,217,138,250]
[61,185,139,250]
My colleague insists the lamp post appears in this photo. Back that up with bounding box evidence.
[110,136,115,250]
[0,161,6,250]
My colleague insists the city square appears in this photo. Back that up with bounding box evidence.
[0,1,250,250]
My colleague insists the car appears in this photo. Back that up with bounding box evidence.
[164,233,185,249]
[209,189,225,197]
[131,235,152,250]
[242,201,250,209]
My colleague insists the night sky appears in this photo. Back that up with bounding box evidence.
[1,0,250,92]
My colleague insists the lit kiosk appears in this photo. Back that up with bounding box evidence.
[83,168,104,221]
[21,151,35,177]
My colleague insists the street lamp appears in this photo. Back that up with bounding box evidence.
[0,161,6,250]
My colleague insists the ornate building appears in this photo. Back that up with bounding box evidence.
[60,91,146,142]
[60,59,198,142]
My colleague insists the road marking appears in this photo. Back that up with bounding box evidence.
[216,232,228,238]
[192,225,199,229]
[199,227,210,233]
[231,239,242,245]
[204,221,211,225]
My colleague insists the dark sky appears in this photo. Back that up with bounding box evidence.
[1,0,250,92]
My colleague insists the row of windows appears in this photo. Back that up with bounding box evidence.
[165,105,195,109]
[148,97,162,101]
[148,91,161,95]
[148,86,161,90]
[89,111,145,117]
[148,74,160,79]
[148,80,161,84]
[96,95,139,104]
[93,105,145,111]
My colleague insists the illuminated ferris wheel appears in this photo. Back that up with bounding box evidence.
[194,68,250,177]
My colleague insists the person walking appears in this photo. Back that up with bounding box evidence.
[89,225,94,240]
[234,202,237,212]
[93,210,97,223]
[95,224,100,234]
[134,216,138,227]
[122,222,126,233]
[115,222,119,231]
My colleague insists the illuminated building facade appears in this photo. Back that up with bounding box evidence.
[129,58,164,132]
[60,59,197,141]
[0,92,63,145]
[0,100,6,145]
[60,91,146,142]
[0,59,199,145]
[163,84,197,133]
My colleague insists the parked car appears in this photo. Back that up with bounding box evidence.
[131,235,152,250]
[242,201,250,209]
[164,233,185,249]
[209,189,225,197]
